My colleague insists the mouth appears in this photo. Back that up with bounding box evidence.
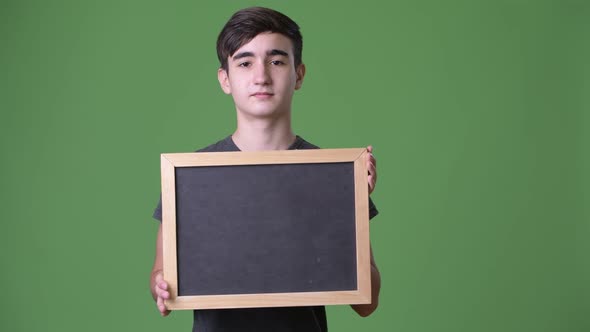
[251,92,274,99]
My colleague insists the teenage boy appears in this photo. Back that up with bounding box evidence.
[150,7,380,332]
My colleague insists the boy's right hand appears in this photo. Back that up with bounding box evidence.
[153,271,171,317]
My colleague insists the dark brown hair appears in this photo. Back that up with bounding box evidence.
[216,7,303,71]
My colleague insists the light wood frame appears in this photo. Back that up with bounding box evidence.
[160,148,371,310]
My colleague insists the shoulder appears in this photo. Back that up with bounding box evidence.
[291,136,320,150]
[195,136,238,153]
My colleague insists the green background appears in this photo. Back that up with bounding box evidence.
[1,0,588,331]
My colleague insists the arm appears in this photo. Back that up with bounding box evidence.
[351,245,381,317]
[150,223,171,316]
[350,145,381,317]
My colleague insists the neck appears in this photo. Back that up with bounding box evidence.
[232,112,296,151]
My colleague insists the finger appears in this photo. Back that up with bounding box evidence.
[368,166,377,190]
[155,285,170,299]
[367,160,376,183]
[367,160,376,173]
[367,145,373,153]
[369,153,376,167]
[365,149,376,169]
[157,280,170,296]
[157,296,165,312]
[366,154,376,173]
[160,306,169,316]
[368,175,375,194]
[159,289,170,299]
[157,296,170,316]
[367,148,377,172]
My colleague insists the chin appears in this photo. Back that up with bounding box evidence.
[243,107,288,119]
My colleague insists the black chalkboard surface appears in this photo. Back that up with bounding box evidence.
[160,148,371,310]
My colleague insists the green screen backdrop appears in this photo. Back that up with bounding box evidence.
[1,0,588,331]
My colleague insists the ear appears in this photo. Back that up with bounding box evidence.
[217,68,231,94]
[295,63,306,90]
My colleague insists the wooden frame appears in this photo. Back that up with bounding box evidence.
[160,148,370,310]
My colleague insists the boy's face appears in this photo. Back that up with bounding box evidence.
[218,32,305,119]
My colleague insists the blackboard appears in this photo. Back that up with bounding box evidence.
[160,148,371,310]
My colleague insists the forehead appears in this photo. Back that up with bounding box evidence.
[231,32,294,58]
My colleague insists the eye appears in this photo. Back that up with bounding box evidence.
[270,60,285,65]
[238,61,251,68]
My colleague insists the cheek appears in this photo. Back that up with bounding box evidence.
[277,74,297,91]
[229,80,246,95]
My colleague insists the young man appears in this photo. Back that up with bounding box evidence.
[150,7,380,331]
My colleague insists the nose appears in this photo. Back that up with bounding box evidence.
[253,62,271,85]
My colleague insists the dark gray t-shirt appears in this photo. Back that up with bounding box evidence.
[153,135,378,332]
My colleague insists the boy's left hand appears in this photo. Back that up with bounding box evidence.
[367,146,377,195]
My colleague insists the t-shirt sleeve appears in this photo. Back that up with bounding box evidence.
[153,195,162,222]
[369,197,379,220]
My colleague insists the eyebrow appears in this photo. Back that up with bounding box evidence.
[268,49,289,57]
[232,49,290,61]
